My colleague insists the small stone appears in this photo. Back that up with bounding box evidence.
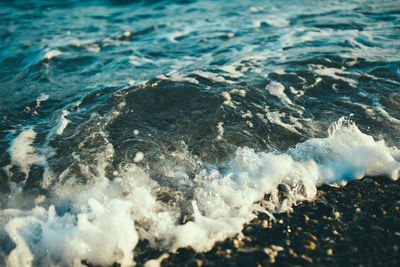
[264,245,283,264]
[371,225,385,232]
[394,232,400,237]
[216,250,224,256]
[363,178,372,183]
[308,233,317,241]
[133,129,140,135]
[305,241,316,250]
[271,245,284,252]
[289,248,298,258]
[355,207,361,213]
[334,212,340,219]
[304,214,309,223]
[301,255,313,264]
[327,248,333,256]
[233,239,240,248]
[262,220,269,228]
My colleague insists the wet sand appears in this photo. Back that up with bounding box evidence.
[152,176,400,266]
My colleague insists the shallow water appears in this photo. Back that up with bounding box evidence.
[1,0,400,266]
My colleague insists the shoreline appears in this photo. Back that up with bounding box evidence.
[146,176,400,266]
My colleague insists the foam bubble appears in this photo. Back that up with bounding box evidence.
[134,152,144,163]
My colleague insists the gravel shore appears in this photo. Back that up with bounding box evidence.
[139,176,400,266]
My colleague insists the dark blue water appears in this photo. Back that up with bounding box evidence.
[1,0,400,266]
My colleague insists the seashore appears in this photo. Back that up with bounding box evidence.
[133,176,400,266]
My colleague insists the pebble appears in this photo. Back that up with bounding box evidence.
[301,255,313,264]
[355,207,361,213]
[289,248,298,258]
[305,240,316,250]
[262,220,269,228]
[327,248,333,256]
[264,245,284,263]
[308,233,317,241]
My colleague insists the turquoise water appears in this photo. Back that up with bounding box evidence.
[0,0,399,266]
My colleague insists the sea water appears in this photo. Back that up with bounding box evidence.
[0,0,399,266]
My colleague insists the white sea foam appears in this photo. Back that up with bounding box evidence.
[218,65,243,78]
[264,110,301,134]
[56,110,71,135]
[1,119,399,266]
[43,50,62,60]
[216,122,224,140]
[311,64,358,87]
[265,81,293,105]
[222,91,237,108]
[194,70,234,84]
[35,93,49,108]
[253,17,289,28]
[229,89,246,97]
[8,128,46,175]
[157,71,198,84]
